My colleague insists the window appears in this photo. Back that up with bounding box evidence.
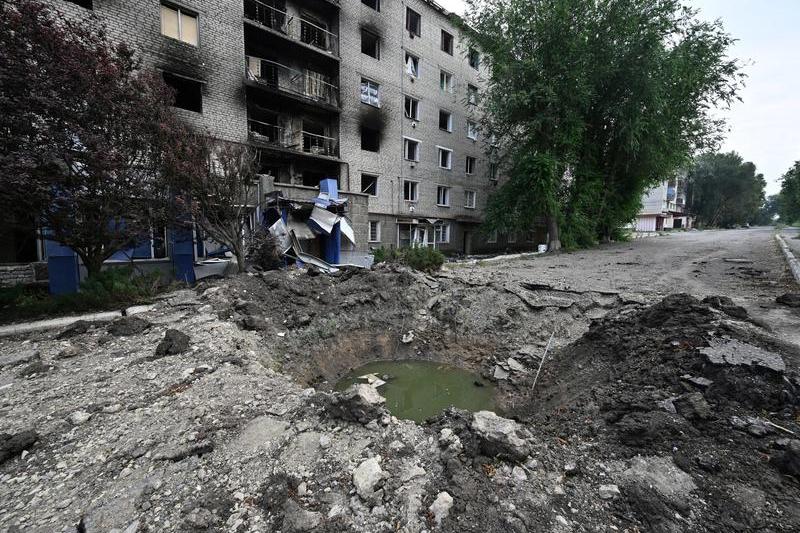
[405,52,419,77]
[163,72,202,112]
[369,221,381,242]
[67,0,93,8]
[467,84,478,105]
[404,95,420,120]
[440,70,453,93]
[464,190,476,208]
[438,110,452,132]
[404,138,420,161]
[360,126,380,152]
[468,48,480,69]
[441,30,454,54]
[161,4,198,46]
[467,121,478,140]
[438,147,452,169]
[508,232,517,243]
[361,174,378,196]
[487,229,498,243]
[362,0,379,11]
[361,29,380,58]
[466,156,476,175]
[406,8,421,36]
[360,78,380,107]
[489,162,498,181]
[403,180,418,201]
[435,223,450,244]
[437,186,450,206]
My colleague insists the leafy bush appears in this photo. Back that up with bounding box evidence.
[372,246,444,272]
[246,229,283,270]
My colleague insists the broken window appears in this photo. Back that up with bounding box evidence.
[368,220,381,242]
[438,110,452,132]
[405,53,419,78]
[161,4,198,46]
[437,186,450,206]
[66,0,93,8]
[403,138,420,161]
[360,126,380,152]
[440,70,453,93]
[360,174,378,196]
[467,121,478,140]
[465,156,476,175]
[302,170,326,188]
[403,180,418,201]
[300,15,329,51]
[406,8,421,37]
[464,189,476,208]
[441,30,454,55]
[404,95,419,120]
[467,84,478,105]
[468,48,480,70]
[360,78,380,107]
[361,29,380,59]
[362,0,380,11]
[163,72,202,112]
[434,223,450,244]
[438,147,452,170]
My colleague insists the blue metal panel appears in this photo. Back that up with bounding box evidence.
[45,237,80,295]
[171,227,196,284]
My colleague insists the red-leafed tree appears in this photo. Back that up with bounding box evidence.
[0,0,190,277]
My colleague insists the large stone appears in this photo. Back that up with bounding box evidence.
[429,491,453,527]
[618,456,696,509]
[673,392,713,421]
[154,329,190,357]
[282,500,322,532]
[108,316,150,337]
[0,429,38,464]
[772,439,800,478]
[324,384,387,424]
[353,456,385,501]
[56,320,92,339]
[701,338,785,373]
[471,411,532,461]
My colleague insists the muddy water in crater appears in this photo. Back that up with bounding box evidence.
[335,360,495,423]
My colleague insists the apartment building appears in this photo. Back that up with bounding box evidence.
[635,174,693,232]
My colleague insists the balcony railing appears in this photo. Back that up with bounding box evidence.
[248,119,337,157]
[246,56,339,107]
[244,0,339,56]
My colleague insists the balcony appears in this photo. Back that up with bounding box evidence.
[246,56,339,109]
[244,0,339,58]
[248,119,338,159]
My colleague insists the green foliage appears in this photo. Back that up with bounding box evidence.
[778,161,800,224]
[464,0,743,248]
[0,267,167,322]
[754,194,780,226]
[372,246,445,272]
[687,152,766,227]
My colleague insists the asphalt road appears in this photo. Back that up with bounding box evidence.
[483,227,800,349]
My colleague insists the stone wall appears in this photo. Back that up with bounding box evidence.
[0,263,47,288]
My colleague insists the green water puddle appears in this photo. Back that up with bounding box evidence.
[335,360,495,423]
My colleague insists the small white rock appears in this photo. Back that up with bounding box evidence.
[429,491,453,527]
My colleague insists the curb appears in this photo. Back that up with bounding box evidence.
[0,304,156,338]
[775,234,800,285]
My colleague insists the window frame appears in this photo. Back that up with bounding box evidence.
[360,173,378,196]
[405,52,420,78]
[360,125,380,152]
[437,146,453,170]
[162,71,203,113]
[468,48,480,70]
[360,78,380,107]
[404,95,420,120]
[160,3,199,46]
[434,223,450,244]
[406,7,421,36]
[403,137,421,162]
[438,109,453,132]
[467,84,478,105]
[436,185,450,207]
[439,70,454,93]
[368,220,381,242]
[465,156,476,175]
[403,179,419,202]
[440,29,454,55]
[467,121,478,140]
[360,28,380,59]
[464,189,476,209]
[362,0,380,12]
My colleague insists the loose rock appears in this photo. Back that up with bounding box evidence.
[429,491,453,527]
[471,411,531,461]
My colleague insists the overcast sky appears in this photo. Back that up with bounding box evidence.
[439,0,800,195]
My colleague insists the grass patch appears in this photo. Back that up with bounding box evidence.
[0,267,173,324]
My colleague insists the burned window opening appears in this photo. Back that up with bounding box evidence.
[361,29,380,59]
[361,125,380,152]
[163,72,202,112]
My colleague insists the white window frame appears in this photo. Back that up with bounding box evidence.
[404,95,420,120]
[437,146,452,170]
[467,121,478,140]
[439,109,453,132]
[434,223,450,244]
[161,4,199,46]
[368,220,381,242]
[405,52,420,78]
[464,189,476,209]
[360,173,378,196]
[360,78,380,107]
[487,229,498,244]
[439,70,454,93]
[436,185,450,207]
[403,180,419,202]
[403,137,420,162]
[465,156,476,175]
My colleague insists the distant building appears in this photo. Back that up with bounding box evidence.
[634,174,693,232]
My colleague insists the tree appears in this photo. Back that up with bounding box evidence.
[687,152,766,227]
[464,0,743,249]
[168,137,261,273]
[0,0,185,277]
[754,194,780,226]
[778,162,800,224]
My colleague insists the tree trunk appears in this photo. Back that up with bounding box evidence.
[233,242,246,273]
[546,215,561,251]
[82,253,105,280]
